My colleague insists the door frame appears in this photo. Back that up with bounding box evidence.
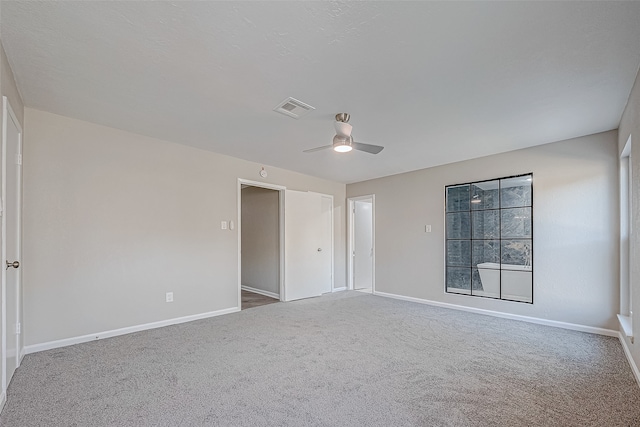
[1,96,23,394]
[348,195,375,292]
[237,179,286,305]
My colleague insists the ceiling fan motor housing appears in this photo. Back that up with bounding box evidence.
[335,113,350,123]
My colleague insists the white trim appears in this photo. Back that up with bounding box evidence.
[241,285,279,300]
[0,391,5,413]
[1,97,7,395]
[619,332,640,387]
[324,194,335,293]
[618,314,634,342]
[347,194,376,293]
[374,290,618,337]
[332,287,347,292]
[238,179,286,305]
[622,134,632,157]
[620,136,632,319]
[18,347,25,363]
[15,106,23,371]
[25,306,240,355]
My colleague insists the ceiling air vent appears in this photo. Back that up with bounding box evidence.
[273,97,315,119]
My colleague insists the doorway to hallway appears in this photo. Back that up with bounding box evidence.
[237,180,335,308]
[348,195,374,293]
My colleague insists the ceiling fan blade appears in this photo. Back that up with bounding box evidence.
[303,145,333,153]
[352,141,384,154]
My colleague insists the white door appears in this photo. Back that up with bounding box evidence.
[284,190,327,301]
[2,97,22,391]
[354,200,373,290]
[320,195,333,294]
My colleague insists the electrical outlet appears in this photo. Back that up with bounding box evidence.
[166,292,174,303]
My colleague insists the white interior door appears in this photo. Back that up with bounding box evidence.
[2,97,22,391]
[320,195,333,294]
[354,200,373,290]
[284,190,325,301]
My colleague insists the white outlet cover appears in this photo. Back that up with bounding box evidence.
[166,292,174,302]
[221,221,228,230]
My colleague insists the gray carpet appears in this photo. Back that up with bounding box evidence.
[1,292,639,426]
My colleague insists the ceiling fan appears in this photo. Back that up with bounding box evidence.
[303,113,384,154]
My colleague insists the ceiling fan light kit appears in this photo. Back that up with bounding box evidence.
[303,113,384,155]
[333,135,353,152]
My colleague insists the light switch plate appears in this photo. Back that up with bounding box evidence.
[166,292,174,303]
[425,225,431,233]
[221,221,228,230]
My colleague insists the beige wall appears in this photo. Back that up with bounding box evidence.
[22,108,346,346]
[241,186,279,296]
[619,66,640,371]
[347,130,619,330]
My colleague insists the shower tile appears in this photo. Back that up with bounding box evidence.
[472,240,500,267]
[472,210,500,239]
[501,239,532,267]
[446,185,470,212]
[447,240,471,267]
[501,207,531,238]
[471,182,500,210]
[500,176,532,208]
[472,268,483,292]
[446,267,471,293]
[446,212,470,239]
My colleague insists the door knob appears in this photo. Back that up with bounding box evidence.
[6,260,19,270]
[317,248,322,252]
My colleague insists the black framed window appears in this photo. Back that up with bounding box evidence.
[445,174,533,303]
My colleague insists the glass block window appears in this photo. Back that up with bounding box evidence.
[445,174,533,303]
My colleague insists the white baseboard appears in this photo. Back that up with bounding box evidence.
[241,286,279,300]
[0,391,6,414]
[19,347,25,365]
[619,332,640,387]
[373,291,618,337]
[332,287,347,292]
[25,306,240,355]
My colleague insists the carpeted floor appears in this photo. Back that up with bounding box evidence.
[1,292,639,426]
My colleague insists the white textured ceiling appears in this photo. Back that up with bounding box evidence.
[3,1,640,183]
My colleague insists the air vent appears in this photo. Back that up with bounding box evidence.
[273,97,315,119]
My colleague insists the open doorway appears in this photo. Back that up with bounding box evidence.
[238,181,335,308]
[239,181,284,310]
[619,135,633,338]
[348,195,375,293]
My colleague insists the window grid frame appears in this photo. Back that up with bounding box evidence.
[444,173,533,304]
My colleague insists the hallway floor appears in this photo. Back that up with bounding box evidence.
[241,289,279,310]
